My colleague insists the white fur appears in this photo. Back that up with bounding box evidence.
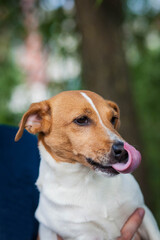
[80,92,121,142]
[36,142,160,240]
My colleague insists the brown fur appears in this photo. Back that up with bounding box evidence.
[15,90,121,169]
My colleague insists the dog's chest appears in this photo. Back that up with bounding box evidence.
[36,146,144,238]
[36,173,123,238]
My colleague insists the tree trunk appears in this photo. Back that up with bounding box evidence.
[75,0,151,207]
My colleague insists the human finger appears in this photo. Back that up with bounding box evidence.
[57,235,63,240]
[117,208,145,240]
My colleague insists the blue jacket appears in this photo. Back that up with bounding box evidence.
[0,125,40,240]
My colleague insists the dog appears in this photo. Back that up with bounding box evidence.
[15,90,160,240]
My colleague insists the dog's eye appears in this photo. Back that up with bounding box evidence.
[110,116,118,126]
[73,116,90,126]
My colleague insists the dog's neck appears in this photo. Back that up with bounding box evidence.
[37,141,98,189]
[36,141,130,217]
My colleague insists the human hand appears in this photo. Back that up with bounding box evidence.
[57,208,145,240]
[117,208,145,240]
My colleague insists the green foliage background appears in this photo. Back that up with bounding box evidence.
[124,5,160,222]
[0,0,160,225]
[131,49,160,220]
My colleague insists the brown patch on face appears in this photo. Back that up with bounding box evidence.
[106,100,120,129]
[15,90,122,171]
[83,108,92,115]
[38,133,77,164]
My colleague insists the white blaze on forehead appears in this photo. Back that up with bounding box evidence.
[80,92,105,128]
[80,92,120,142]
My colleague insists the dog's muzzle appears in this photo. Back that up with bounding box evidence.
[86,141,141,175]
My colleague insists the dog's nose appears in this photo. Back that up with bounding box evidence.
[112,141,128,163]
[112,141,124,156]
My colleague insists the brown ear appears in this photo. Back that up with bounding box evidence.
[107,100,120,129]
[15,101,51,142]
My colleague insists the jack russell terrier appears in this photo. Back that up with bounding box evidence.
[15,90,160,240]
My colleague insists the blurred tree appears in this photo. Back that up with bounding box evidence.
[21,0,47,85]
[75,0,149,203]
[20,0,48,102]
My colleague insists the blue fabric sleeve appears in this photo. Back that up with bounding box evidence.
[0,125,40,240]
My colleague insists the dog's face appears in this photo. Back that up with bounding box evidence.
[15,91,136,177]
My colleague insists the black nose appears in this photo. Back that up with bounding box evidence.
[112,141,124,155]
[112,141,128,163]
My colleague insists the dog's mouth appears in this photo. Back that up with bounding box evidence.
[86,158,119,176]
[86,142,141,176]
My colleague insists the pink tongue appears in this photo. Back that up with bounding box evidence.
[112,142,141,174]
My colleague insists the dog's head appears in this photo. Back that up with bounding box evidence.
[15,90,141,176]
